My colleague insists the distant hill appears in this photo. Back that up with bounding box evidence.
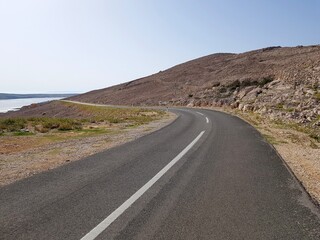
[0,93,77,100]
[3,45,320,131]
[67,44,319,130]
[68,45,320,107]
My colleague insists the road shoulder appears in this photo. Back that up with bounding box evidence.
[0,109,176,186]
[203,106,320,206]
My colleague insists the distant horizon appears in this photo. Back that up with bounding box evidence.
[4,43,320,95]
[2,43,320,95]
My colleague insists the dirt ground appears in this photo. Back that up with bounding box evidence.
[0,112,176,186]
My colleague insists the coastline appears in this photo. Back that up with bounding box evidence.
[0,98,63,113]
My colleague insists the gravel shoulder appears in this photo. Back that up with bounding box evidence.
[0,112,176,186]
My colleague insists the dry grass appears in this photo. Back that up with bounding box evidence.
[0,102,174,186]
[0,102,165,136]
[0,103,165,155]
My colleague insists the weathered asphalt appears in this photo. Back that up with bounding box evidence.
[0,108,319,239]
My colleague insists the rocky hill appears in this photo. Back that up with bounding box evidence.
[69,45,320,130]
[2,45,319,135]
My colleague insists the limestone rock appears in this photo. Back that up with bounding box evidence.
[243,104,254,111]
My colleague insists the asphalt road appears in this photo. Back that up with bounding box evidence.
[1,108,320,240]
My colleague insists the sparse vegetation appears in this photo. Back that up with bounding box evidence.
[219,87,227,93]
[13,132,34,136]
[0,101,173,186]
[310,140,319,149]
[274,103,284,110]
[271,119,299,131]
[0,118,27,132]
[310,132,320,143]
[0,117,83,134]
[258,76,273,87]
[227,80,240,90]
[314,92,320,100]
[0,102,165,136]
[67,103,164,126]
[238,76,273,89]
[262,133,279,145]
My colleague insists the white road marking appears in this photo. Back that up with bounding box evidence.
[196,111,204,116]
[80,131,206,240]
[206,117,209,123]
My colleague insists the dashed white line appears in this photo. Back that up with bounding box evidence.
[196,111,204,116]
[206,117,209,123]
[80,130,206,240]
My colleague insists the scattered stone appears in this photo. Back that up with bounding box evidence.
[238,86,256,99]
[243,104,254,112]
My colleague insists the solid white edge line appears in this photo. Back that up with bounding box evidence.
[206,117,209,123]
[80,130,206,240]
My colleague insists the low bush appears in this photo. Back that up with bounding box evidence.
[0,103,164,136]
[0,118,27,132]
[310,133,320,143]
[0,117,83,134]
[258,76,273,87]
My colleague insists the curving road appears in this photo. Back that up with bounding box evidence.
[1,108,320,239]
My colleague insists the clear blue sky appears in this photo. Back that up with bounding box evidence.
[0,0,319,94]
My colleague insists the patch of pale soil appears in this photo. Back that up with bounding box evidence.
[0,112,176,186]
[206,106,320,206]
[0,137,51,154]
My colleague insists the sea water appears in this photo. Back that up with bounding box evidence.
[0,98,63,113]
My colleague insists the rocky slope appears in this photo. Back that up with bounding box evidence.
[69,45,320,136]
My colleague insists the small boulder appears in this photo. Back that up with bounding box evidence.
[243,104,254,111]
[187,102,194,107]
[238,86,256,99]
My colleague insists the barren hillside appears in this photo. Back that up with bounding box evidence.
[70,45,319,104]
[3,45,320,135]
[68,45,320,136]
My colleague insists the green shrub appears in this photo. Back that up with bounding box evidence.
[258,76,273,87]
[109,118,120,124]
[13,131,34,136]
[0,102,164,135]
[275,103,284,110]
[0,117,83,133]
[227,80,240,90]
[310,133,320,143]
[0,118,27,132]
[57,119,82,131]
